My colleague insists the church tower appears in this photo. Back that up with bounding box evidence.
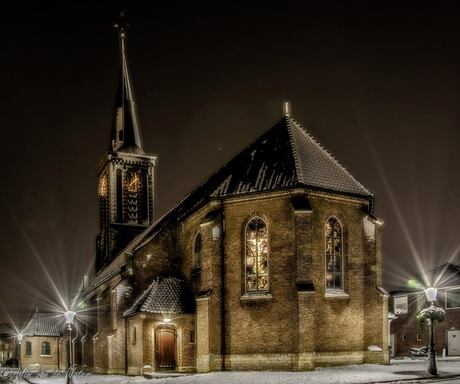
[95,16,156,272]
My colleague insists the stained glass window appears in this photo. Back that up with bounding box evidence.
[325,217,343,291]
[245,217,269,293]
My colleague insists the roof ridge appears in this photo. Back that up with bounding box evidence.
[284,117,305,183]
[289,117,373,196]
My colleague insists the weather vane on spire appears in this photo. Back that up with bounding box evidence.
[114,11,130,39]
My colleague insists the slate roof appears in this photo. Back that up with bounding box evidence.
[124,277,194,317]
[22,312,62,337]
[390,263,460,294]
[182,115,372,206]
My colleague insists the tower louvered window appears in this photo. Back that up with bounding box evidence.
[325,217,343,291]
[245,217,269,293]
[125,170,140,223]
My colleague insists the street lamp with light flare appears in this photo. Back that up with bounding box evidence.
[424,287,438,376]
[17,333,23,370]
[64,311,76,384]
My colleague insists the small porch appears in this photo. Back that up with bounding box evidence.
[123,276,196,375]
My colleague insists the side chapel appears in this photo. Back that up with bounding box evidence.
[78,19,389,374]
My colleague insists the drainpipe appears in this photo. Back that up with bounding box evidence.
[220,206,226,371]
[124,318,128,375]
[57,337,60,371]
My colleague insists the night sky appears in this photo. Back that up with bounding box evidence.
[1,2,460,324]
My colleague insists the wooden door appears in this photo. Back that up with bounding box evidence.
[155,326,176,370]
[448,330,460,356]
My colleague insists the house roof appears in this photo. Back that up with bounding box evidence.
[123,277,194,317]
[390,263,460,294]
[22,311,62,337]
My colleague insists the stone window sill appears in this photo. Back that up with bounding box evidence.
[240,293,273,302]
[40,355,52,358]
[324,290,349,299]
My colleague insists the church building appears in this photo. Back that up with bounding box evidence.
[79,19,389,374]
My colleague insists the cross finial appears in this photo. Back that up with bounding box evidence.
[283,100,291,117]
[114,11,130,40]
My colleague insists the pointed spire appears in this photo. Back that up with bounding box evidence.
[111,12,144,154]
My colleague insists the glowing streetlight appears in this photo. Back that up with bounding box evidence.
[424,288,438,376]
[17,333,23,370]
[63,311,76,384]
[425,287,437,304]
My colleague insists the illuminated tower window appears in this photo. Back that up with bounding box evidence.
[325,217,343,291]
[245,217,269,293]
[125,171,140,223]
[98,174,108,197]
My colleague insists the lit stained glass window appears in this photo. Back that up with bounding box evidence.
[245,217,269,292]
[325,217,343,291]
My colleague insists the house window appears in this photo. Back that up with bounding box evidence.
[190,330,195,344]
[416,333,422,342]
[325,217,343,291]
[194,233,202,267]
[446,288,460,309]
[245,217,269,293]
[25,341,32,356]
[394,296,408,314]
[401,334,407,342]
[41,341,51,356]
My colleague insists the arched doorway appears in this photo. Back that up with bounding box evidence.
[155,325,176,370]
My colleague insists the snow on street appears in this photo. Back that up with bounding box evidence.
[2,360,460,384]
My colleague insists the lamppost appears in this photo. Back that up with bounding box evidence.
[17,333,23,370]
[424,287,438,376]
[64,311,76,384]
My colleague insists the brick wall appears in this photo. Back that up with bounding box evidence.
[21,336,60,370]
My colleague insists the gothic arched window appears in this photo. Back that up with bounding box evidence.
[194,233,202,267]
[325,217,343,291]
[245,217,269,293]
[41,341,51,356]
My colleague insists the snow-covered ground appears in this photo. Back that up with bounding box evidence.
[2,360,460,384]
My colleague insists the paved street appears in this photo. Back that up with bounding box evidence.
[1,358,460,384]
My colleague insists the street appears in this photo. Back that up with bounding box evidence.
[1,359,459,384]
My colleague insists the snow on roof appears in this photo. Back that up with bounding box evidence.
[123,276,194,317]
[22,311,62,337]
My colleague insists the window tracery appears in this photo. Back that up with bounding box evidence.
[325,217,343,291]
[245,217,269,293]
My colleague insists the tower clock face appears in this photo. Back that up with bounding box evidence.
[127,172,140,192]
[99,175,108,197]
